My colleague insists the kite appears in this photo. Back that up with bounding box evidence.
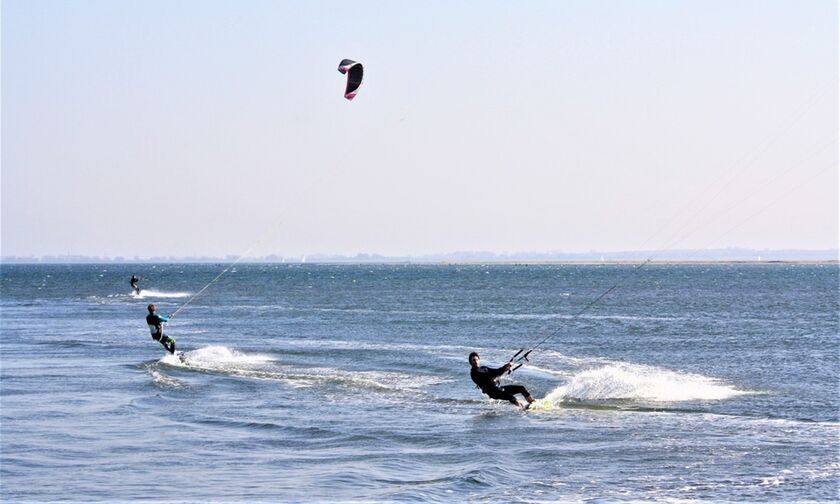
[337,59,363,100]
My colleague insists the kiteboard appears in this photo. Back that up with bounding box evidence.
[525,398,555,412]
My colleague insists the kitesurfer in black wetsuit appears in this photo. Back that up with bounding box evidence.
[469,352,535,409]
[130,274,140,295]
[146,304,176,353]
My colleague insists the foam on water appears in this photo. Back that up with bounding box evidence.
[302,367,447,391]
[144,363,189,389]
[545,363,750,403]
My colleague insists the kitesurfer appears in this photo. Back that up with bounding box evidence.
[469,352,535,409]
[146,304,176,353]
[130,274,140,294]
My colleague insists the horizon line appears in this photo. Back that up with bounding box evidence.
[2,247,838,264]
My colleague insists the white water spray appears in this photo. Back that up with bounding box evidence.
[132,289,190,299]
[545,363,749,403]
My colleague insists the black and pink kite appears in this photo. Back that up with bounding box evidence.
[337,59,363,100]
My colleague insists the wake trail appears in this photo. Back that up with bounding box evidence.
[155,345,446,392]
[132,289,191,299]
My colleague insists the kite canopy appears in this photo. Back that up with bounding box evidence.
[337,59,363,100]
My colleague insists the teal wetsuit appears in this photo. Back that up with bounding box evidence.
[146,313,176,353]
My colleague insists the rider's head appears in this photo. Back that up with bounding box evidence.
[468,352,479,367]
[148,304,156,314]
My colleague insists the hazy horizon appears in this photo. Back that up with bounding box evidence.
[3,1,838,258]
[2,246,837,264]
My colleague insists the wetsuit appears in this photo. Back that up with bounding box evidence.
[470,364,531,406]
[146,312,176,353]
[130,275,140,294]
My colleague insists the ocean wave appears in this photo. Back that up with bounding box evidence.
[671,460,840,497]
[240,304,681,322]
[144,363,189,389]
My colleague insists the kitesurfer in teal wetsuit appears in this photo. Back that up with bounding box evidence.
[469,352,535,409]
[146,304,176,353]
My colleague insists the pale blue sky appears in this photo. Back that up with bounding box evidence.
[2,0,837,258]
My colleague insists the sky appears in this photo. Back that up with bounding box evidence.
[2,0,838,259]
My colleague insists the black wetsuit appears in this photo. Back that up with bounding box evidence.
[470,364,531,405]
[130,275,140,294]
[146,313,175,353]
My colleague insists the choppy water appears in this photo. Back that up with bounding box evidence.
[1,263,838,501]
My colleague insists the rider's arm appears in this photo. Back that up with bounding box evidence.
[490,363,511,378]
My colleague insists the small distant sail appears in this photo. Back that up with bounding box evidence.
[337,59,364,100]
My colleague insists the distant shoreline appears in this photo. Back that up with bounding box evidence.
[4,248,837,265]
[2,259,837,265]
[437,260,840,265]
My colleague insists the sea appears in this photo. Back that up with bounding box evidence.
[1,263,838,502]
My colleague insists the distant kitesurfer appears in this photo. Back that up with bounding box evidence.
[469,352,535,409]
[130,274,140,295]
[146,304,176,353]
